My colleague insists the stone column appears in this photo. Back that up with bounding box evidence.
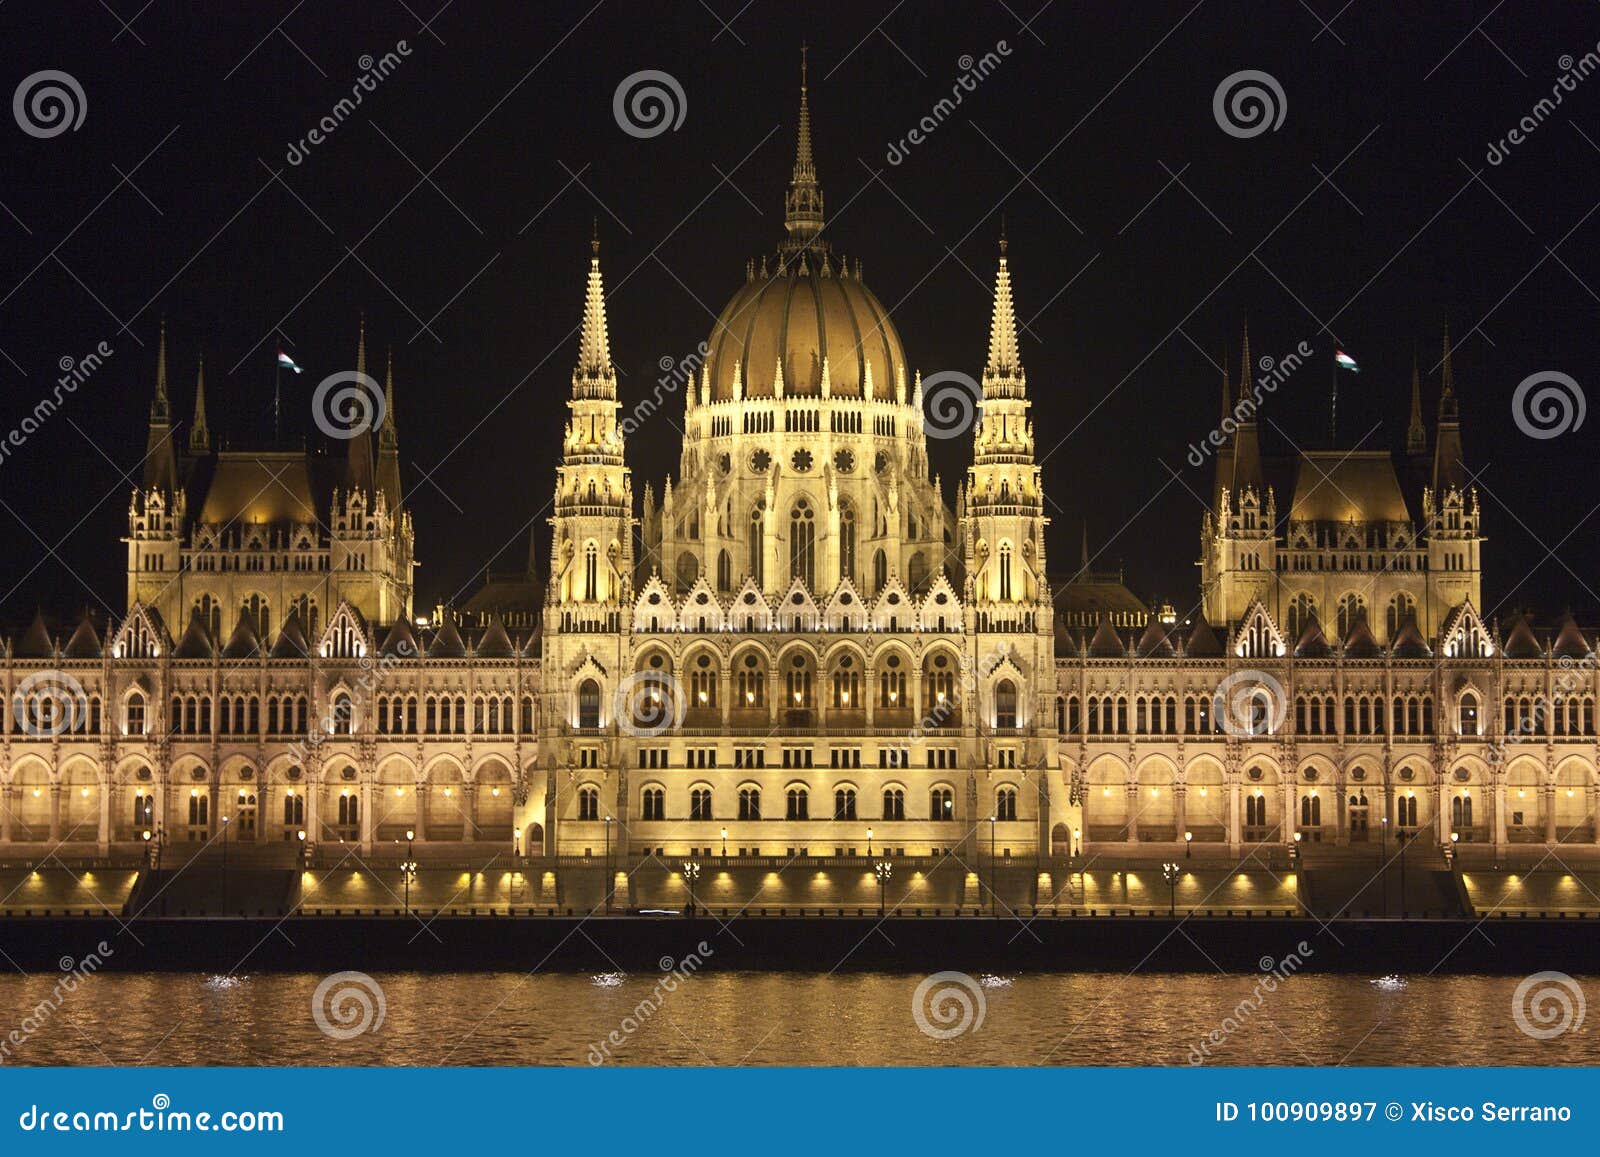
[462,784,478,842]
[305,783,319,845]
[1493,782,1508,848]
[1437,783,1452,845]
[1124,783,1139,843]
[48,784,62,843]
[1335,782,1347,845]
[1174,785,1187,844]
[1228,779,1242,850]
[1283,782,1295,846]
[414,785,428,843]
[360,778,375,854]
[1543,785,1557,844]
[97,782,112,853]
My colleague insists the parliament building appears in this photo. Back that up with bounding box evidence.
[4,70,1596,907]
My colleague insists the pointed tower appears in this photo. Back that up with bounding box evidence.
[548,233,634,611]
[187,352,210,456]
[963,226,1050,610]
[1424,320,1481,623]
[143,320,179,494]
[127,320,184,611]
[782,46,825,253]
[1406,346,1427,457]
[345,317,375,497]
[376,347,402,512]
[1200,319,1275,628]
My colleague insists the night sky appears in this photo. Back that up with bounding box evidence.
[2,1,1598,628]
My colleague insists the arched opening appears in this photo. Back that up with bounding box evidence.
[576,679,601,729]
[789,498,815,588]
[995,679,1018,729]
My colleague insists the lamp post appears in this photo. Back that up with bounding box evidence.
[988,815,997,917]
[866,826,873,858]
[142,829,153,869]
[1291,829,1302,865]
[681,860,701,917]
[1161,860,1179,917]
[720,826,727,861]
[603,815,613,914]
[1399,827,1412,919]
[1072,827,1081,859]
[297,828,309,868]
[875,860,893,916]
[1184,830,1193,859]
[1447,829,1459,867]
[220,815,230,915]
[404,829,415,914]
[1380,815,1389,918]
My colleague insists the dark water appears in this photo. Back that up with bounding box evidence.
[2,972,1594,1066]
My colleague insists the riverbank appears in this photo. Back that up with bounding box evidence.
[5,911,1595,973]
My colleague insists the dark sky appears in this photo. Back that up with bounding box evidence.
[2,1,1598,628]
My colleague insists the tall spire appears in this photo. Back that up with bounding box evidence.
[188,353,209,455]
[1218,345,1230,423]
[1229,317,1262,494]
[151,318,170,421]
[982,226,1023,390]
[377,347,403,513]
[1438,319,1457,417]
[574,229,615,392]
[1406,345,1426,455]
[356,313,368,378]
[1236,317,1251,403]
[345,319,374,497]
[1433,320,1466,493]
[783,45,825,250]
[142,320,178,494]
[380,347,397,448]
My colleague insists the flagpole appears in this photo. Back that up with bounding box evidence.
[1330,356,1337,447]
[274,334,283,447]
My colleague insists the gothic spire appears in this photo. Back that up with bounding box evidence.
[142,319,178,494]
[377,348,403,513]
[152,318,170,420]
[188,353,209,455]
[1236,317,1251,403]
[356,313,368,378]
[1438,319,1457,418]
[1406,345,1426,456]
[574,231,615,392]
[346,318,375,497]
[380,347,397,448]
[783,45,825,250]
[1218,345,1230,423]
[982,227,1023,390]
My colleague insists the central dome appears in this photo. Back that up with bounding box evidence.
[703,51,907,405]
[705,257,906,403]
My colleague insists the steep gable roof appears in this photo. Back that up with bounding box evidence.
[173,610,215,659]
[1088,618,1125,657]
[222,610,261,660]
[1552,614,1592,660]
[1390,615,1432,659]
[379,618,420,659]
[476,615,515,658]
[1293,614,1331,659]
[1501,615,1544,659]
[63,617,103,659]
[1185,617,1224,657]
[269,614,308,659]
[428,619,467,658]
[14,611,53,659]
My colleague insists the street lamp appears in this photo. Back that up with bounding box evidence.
[1184,830,1193,859]
[866,826,873,857]
[603,815,613,914]
[297,828,309,867]
[988,815,997,917]
[1072,828,1081,859]
[874,860,893,916]
[1290,829,1302,864]
[721,826,728,860]
[142,829,153,869]
[681,860,701,917]
[220,815,230,915]
[1380,815,1390,918]
[405,829,415,914]
[1447,830,1459,867]
[1161,860,1180,917]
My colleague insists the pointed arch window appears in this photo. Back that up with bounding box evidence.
[872,549,887,594]
[995,679,1018,729]
[998,542,1013,601]
[716,549,732,592]
[194,594,222,638]
[241,593,271,639]
[839,503,856,585]
[749,504,765,587]
[789,498,815,588]
[583,543,599,601]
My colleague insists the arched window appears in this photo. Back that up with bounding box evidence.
[287,593,319,637]
[716,549,733,592]
[839,504,856,585]
[1386,592,1415,639]
[126,691,146,735]
[283,788,305,827]
[1300,793,1322,826]
[831,656,860,709]
[132,790,153,829]
[1335,592,1365,638]
[641,787,665,821]
[749,504,765,586]
[330,692,354,735]
[882,788,905,820]
[1458,692,1479,736]
[690,786,713,821]
[577,786,600,821]
[576,679,601,729]
[241,593,271,639]
[995,787,1017,821]
[785,655,813,710]
[907,551,928,594]
[194,593,222,638]
[690,654,717,710]
[834,787,857,820]
[675,551,699,593]
[998,542,1013,601]
[1397,792,1418,827]
[1451,792,1473,828]
[930,786,954,820]
[995,679,1018,729]
[1285,593,1315,641]
[583,543,599,600]
[337,788,359,834]
[879,654,906,708]
[872,549,887,594]
[738,786,760,820]
[1245,791,1266,828]
[188,790,210,828]
[789,498,816,588]
[736,653,765,708]
[786,786,809,820]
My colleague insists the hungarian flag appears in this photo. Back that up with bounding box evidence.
[277,350,303,374]
[1334,350,1359,372]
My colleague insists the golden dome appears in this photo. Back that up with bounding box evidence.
[705,258,906,403]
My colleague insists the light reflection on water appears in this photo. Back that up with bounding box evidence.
[2,972,1595,1067]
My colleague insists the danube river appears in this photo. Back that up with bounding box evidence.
[2,972,1594,1065]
